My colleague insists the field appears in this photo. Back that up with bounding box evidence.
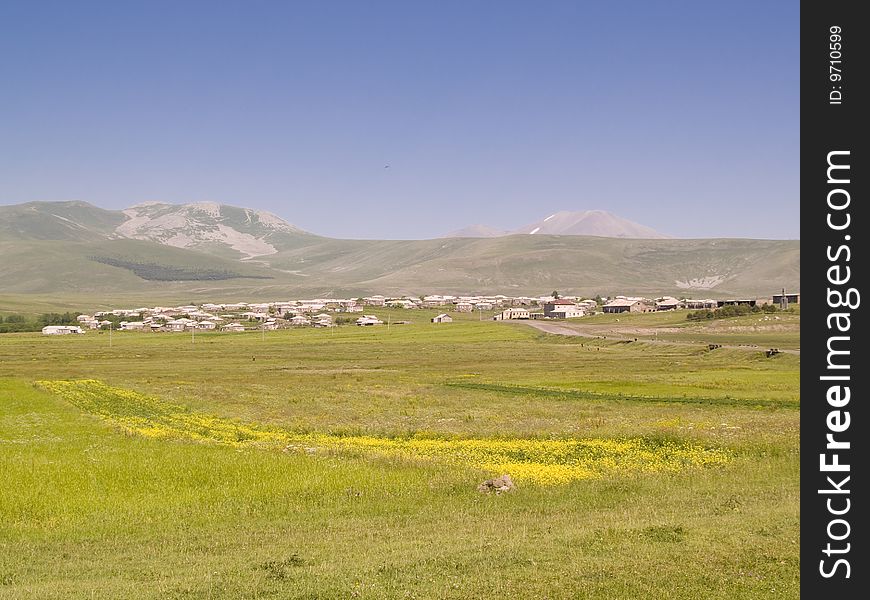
[0,310,799,598]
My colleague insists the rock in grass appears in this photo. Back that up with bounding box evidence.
[477,474,515,494]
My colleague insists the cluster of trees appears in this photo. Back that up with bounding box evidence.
[686,303,781,321]
[0,312,82,333]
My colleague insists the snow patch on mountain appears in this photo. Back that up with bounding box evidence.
[113,202,305,258]
[675,275,725,289]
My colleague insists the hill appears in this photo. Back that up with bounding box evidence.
[0,200,317,260]
[443,210,670,239]
[0,201,799,306]
[442,224,510,238]
[513,210,670,238]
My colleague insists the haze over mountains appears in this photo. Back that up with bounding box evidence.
[0,200,799,305]
[445,210,669,239]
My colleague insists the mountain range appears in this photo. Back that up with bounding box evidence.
[444,210,669,239]
[0,201,799,307]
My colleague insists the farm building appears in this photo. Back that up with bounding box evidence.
[42,325,84,335]
[493,308,530,321]
[222,323,246,332]
[655,297,683,311]
[602,299,653,314]
[356,315,383,326]
[717,299,757,308]
[544,299,586,319]
[431,314,453,323]
[683,299,718,310]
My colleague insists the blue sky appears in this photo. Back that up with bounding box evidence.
[0,1,798,239]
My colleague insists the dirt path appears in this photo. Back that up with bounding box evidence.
[519,320,800,355]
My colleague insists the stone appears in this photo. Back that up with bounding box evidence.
[477,474,515,494]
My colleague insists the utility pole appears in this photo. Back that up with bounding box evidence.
[109,321,113,348]
[191,323,195,344]
[262,321,265,341]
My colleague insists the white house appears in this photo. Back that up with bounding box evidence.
[356,315,383,326]
[166,318,194,332]
[42,325,84,335]
[222,322,246,332]
[544,299,586,319]
[431,314,453,323]
[493,308,530,321]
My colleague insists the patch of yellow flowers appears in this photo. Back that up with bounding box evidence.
[37,380,730,485]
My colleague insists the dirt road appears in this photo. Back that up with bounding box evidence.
[519,320,800,355]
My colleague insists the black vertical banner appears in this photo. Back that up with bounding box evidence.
[802,1,867,597]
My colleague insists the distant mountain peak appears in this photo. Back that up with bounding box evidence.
[443,224,510,238]
[443,209,670,239]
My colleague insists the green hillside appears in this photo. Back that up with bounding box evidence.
[0,201,800,308]
[0,201,126,241]
[258,234,799,298]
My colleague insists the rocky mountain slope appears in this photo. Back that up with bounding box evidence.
[0,201,798,302]
[0,201,316,259]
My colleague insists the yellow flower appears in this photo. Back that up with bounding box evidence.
[37,380,731,486]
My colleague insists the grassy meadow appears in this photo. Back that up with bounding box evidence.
[0,310,799,598]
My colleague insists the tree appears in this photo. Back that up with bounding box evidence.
[551,290,560,299]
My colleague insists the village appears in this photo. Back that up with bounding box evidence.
[40,291,800,335]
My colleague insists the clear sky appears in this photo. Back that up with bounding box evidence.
[0,1,798,240]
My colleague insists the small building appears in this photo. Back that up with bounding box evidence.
[119,321,146,331]
[602,299,653,314]
[166,318,193,332]
[493,308,530,321]
[362,296,386,306]
[222,322,246,332]
[313,313,334,327]
[197,321,217,330]
[717,299,757,308]
[431,314,453,323]
[655,297,683,311]
[454,302,473,313]
[42,325,84,335]
[356,315,383,326]
[544,299,586,319]
[683,299,718,310]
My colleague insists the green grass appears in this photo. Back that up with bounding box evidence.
[0,225,800,298]
[0,314,799,598]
